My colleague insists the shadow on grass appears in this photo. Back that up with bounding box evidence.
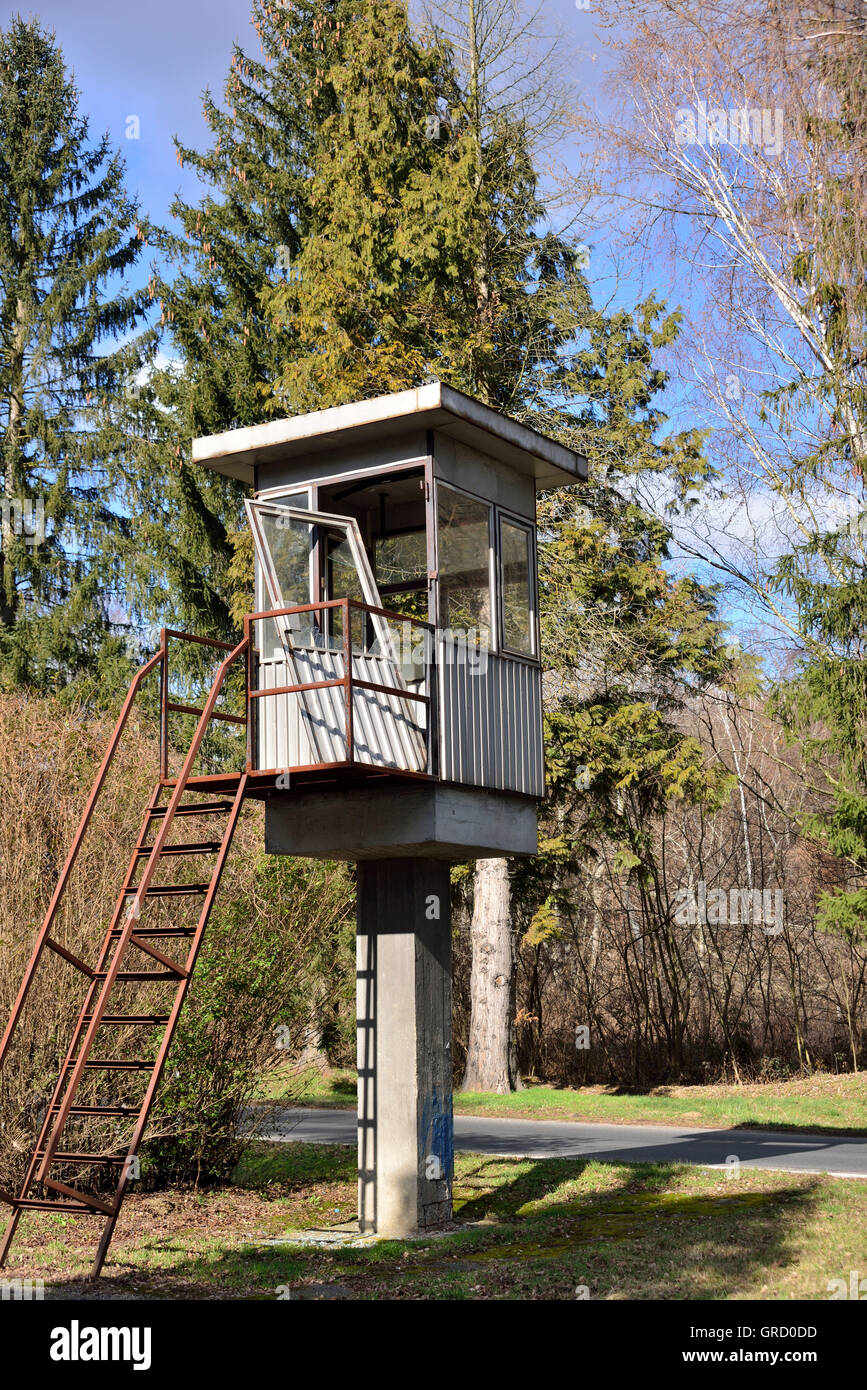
[40,1146,821,1301]
[727,1120,867,1138]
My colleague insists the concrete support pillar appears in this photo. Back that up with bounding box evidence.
[356,858,453,1237]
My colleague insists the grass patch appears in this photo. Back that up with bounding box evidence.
[5,1141,866,1301]
[260,1066,867,1136]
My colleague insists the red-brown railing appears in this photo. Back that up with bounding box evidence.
[0,603,434,1112]
[0,646,166,1074]
[158,628,249,782]
[0,599,431,1074]
[0,627,251,1074]
[243,597,437,778]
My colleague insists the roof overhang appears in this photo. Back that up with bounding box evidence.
[192,382,587,490]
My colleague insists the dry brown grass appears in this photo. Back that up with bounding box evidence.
[0,691,354,1197]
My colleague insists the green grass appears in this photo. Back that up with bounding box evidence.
[7,1141,866,1300]
[258,1065,867,1136]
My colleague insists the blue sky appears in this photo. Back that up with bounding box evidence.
[14,0,261,220]
[15,2,761,643]
[17,0,611,237]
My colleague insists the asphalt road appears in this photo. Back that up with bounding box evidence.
[254,1106,867,1179]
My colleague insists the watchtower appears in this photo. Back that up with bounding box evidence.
[0,384,585,1275]
[194,382,586,1235]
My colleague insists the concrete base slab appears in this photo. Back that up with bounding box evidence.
[258,1221,482,1249]
[265,783,538,860]
[258,1226,380,1251]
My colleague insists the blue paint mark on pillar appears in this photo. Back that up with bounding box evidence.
[420,1084,453,1192]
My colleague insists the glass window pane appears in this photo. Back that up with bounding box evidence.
[256,497,314,651]
[374,529,428,627]
[501,519,533,655]
[437,485,491,645]
[374,530,427,588]
[327,533,365,650]
[260,510,311,609]
[379,588,429,624]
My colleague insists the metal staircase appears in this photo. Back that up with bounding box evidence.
[0,597,434,1281]
[0,630,250,1280]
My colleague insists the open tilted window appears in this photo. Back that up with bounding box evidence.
[245,498,428,773]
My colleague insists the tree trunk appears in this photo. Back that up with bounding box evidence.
[461,857,521,1092]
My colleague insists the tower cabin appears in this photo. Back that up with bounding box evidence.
[192,382,587,862]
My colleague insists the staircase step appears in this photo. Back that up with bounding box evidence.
[143,884,209,897]
[82,1014,171,1026]
[94,971,181,982]
[67,1060,152,1072]
[50,1104,138,1117]
[36,1152,127,1166]
[110,926,195,940]
[148,801,234,818]
[16,1198,99,1214]
[134,841,221,858]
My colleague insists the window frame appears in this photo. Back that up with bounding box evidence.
[253,470,540,664]
[244,497,406,679]
[251,487,313,659]
[433,478,496,652]
[496,509,538,661]
[256,460,434,617]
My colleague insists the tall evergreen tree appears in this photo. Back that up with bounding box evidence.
[131,0,573,634]
[537,296,736,859]
[119,0,344,639]
[132,0,462,635]
[265,3,571,413]
[0,16,154,689]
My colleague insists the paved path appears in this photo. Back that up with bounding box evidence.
[254,1106,867,1179]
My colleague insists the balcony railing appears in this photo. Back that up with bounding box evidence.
[242,598,437,781]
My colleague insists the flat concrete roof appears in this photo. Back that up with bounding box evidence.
[191,382,587,489]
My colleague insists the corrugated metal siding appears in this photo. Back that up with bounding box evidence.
[257,649,426,772]
[438,646,543,796]
[258,656,314,769]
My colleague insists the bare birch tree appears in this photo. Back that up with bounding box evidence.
[580,0,867,655]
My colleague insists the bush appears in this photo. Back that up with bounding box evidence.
[0,692,354,1195]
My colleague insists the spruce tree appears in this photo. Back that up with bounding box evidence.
[0,16,154,689]
[538,297,736,860]
[131,0,439,635]
[119,1,342,639]
[263,1,572,413]
[264,0,478,409]
[132,0,568,634]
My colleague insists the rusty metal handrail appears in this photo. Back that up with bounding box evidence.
[246,598,435,632]
[243,599,435,775]
[0,645,165,1071]
[160,627,249,778]
[33,632,251,1184]
[0,626,252,1075]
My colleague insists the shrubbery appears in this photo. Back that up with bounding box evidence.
[0,693,354,1195]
